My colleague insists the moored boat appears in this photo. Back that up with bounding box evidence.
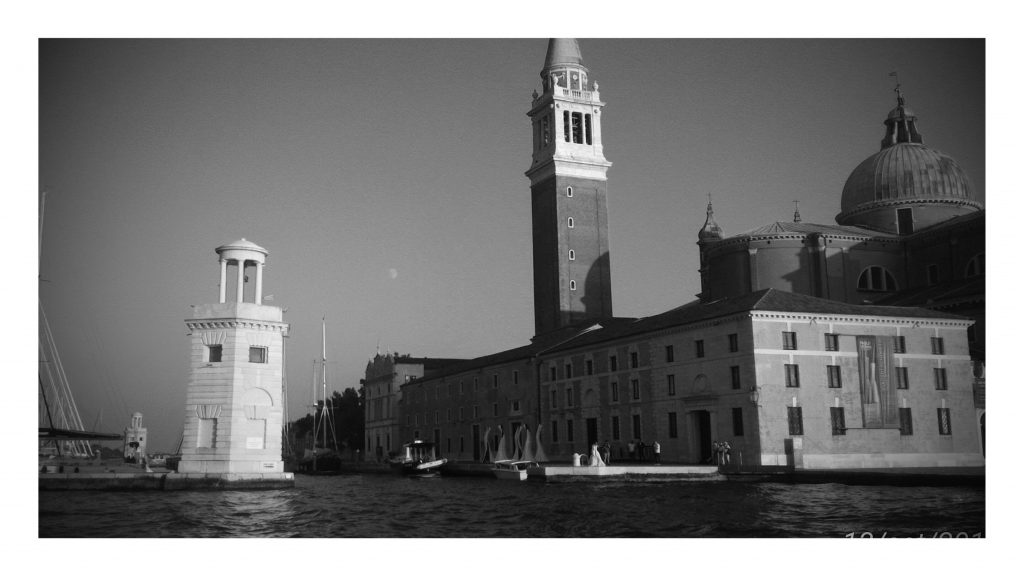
[390,440,446,476]
[492,459,538,481]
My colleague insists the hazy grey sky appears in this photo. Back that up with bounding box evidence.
[38,39,984,452]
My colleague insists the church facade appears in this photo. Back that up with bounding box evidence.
[367,39,984,471]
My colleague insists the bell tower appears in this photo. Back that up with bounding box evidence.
[526,38,613,336]
[179,239,290,476]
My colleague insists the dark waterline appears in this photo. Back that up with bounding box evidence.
[39,475,985,538]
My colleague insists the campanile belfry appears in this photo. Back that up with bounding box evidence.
[179,239,290,476]
[526,38,614,336]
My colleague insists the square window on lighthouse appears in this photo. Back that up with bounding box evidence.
[249,346,268,363]
[207,345,222,363]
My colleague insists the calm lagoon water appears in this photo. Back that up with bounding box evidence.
[38,474,984,538]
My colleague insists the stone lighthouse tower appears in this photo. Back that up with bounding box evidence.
[178,239,291,479]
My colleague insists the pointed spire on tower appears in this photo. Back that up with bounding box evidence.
[792,200,802,223]
[540,38,590,94]
[698,193,723,242]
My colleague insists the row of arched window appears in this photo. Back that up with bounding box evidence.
[856,253,984,292]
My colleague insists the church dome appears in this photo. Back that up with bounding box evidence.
[835,89,981,233]
[839,143,976,214]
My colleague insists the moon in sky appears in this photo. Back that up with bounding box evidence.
[388,268,398,279]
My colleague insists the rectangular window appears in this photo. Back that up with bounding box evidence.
[785,364,800,388]
[897,207,915,235]
[630,351,638,369]
[783,331,797,350]
[513,370,519,385]
[459,407,464,420]
[551,389,557,409]
[584,113,593,145]
[197,418,216,448]
[937,408,952,435]
[447,383,452,397]
[492,403,498,416]
[611,381,619,402]
[667,374,676,396]
[899,407,913,435]
[894,336,906,354]
[934,368,948,390]
[668,412,678,438]
[563,111,570,142]
[611,416,620,440]
[566,363,573,379]
[610,355,618,372]
[511,399,520,412]
[825,333,839,352]
[927,264,939,286]
[492,374,499,388]
[931,337,945,355]
[460,436,465,452]
[731,365,741,390]
[460,381,465,395]
[550,366,557,381]
[827,365,842,388]
[665,345,675,363]
[830,407,846,435]
[567,419,574,442]
[571,112,583,143]
[248,346,267,363]
[632,414,642,440]
[631,379,640,400]
[551,421,559,443]
[728,333,739,353]
[732,407,744,436]
[207,345,222,363]
[695,339,705,358]
[787,406,804,436]
[472,405,479,418]
[566,387,574,407]
[896,367,909,390]
[585,360,593,375]
[473,377,479,391]
[446,408,451,422]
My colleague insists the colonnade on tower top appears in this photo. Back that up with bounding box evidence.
[214,238,269,305]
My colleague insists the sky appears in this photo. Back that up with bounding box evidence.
[35,38,985,453]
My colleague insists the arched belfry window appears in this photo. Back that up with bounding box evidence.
[857,266,898,292]
[965,253,985,278]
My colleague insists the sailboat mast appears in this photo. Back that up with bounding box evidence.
[322,316,327,452]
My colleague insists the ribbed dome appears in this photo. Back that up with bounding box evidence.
[835,89,981,233]
[839,143,976,216]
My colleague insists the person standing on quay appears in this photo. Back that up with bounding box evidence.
[628,440,636,462]
[711,441,719,465]
[653,440,661,464]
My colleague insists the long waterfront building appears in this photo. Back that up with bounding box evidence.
[363,39,984,471]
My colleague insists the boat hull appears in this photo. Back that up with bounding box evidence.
[391,458,447,476]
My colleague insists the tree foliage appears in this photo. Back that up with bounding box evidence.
[286,387,364,455]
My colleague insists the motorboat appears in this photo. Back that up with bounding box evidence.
[492,459,538,481]
[390,440,447,476]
